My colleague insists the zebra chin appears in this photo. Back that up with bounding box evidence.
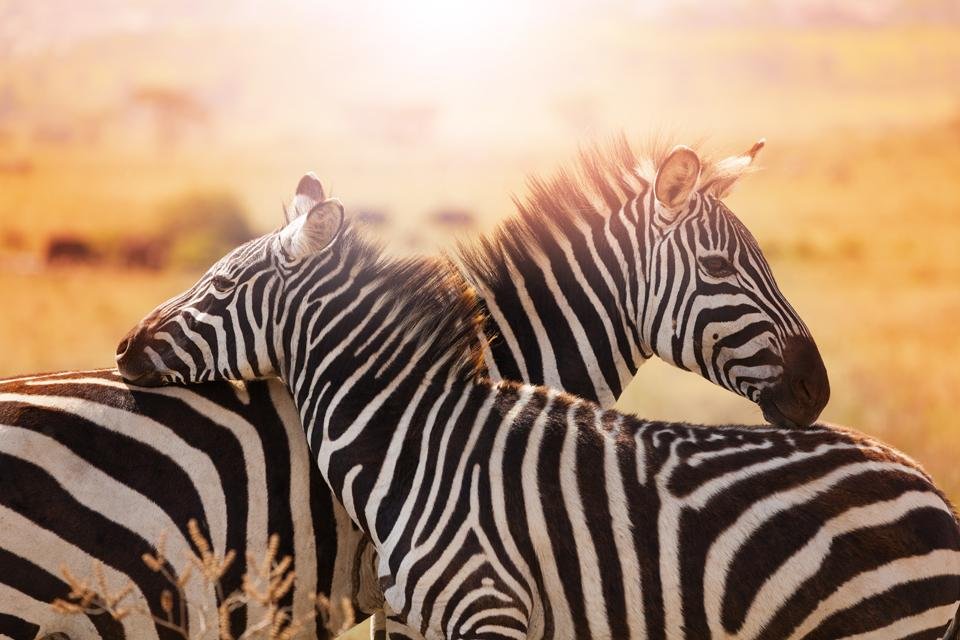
[120,369,168,387]
[116,353,172,387]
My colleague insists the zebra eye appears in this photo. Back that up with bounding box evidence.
[210,275,235,292]
[699,255,737,278]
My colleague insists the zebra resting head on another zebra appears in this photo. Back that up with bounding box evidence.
[117,138,829,428]
[117,162,960,639]
[641,141,830,426]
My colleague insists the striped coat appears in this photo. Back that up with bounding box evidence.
[0,371,344,639]
[117,192,960,638]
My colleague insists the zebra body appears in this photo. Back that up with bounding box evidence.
[367,383,960,639]
[117,164,960,638]
[1,139,834,638]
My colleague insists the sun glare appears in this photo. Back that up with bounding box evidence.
[351,0,532,74]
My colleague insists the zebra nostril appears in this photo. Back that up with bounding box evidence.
[116,337,131,358]
[793,377,813,403]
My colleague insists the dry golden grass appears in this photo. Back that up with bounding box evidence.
[0,267,197,374]
[53,519,355,639]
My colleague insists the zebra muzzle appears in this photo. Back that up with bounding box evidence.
[758,335,830,427]
[116,328,168,387]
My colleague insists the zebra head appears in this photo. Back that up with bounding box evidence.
[638,142,829,427]
[116,173,345,387]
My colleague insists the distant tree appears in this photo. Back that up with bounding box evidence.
[118,236,168,270]
[354,209,389,227]
[130,87,207,148]
[1,229,26,251]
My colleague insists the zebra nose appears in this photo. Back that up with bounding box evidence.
[780,336,830,424]
[792,376,814,404]
[116,326,144,360]
[116,329,164,386]
[116,327,146,371]
[785,336,828,389]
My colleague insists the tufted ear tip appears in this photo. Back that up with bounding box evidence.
[287,172,327,221]
[296,172,325,200]
[699,139,766,200]
[670,144,700,161]
[667,146,702,173]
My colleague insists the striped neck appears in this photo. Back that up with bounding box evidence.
[457,148,653,407]
[278,237,481,532]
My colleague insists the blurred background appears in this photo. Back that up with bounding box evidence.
[1,0,958,512]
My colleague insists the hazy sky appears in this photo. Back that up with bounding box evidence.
[2,0,957,56]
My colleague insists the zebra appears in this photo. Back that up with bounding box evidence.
[0,138,826,639]
[116,159,960,638]
[0,370,346,640]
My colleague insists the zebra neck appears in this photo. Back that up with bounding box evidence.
[466,210,652,407]
[290,341,469,538]
[281,263,481,534]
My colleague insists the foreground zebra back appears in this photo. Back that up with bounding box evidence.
[118,197,960,639]
[378,392,960,639]
[0,370,348,640]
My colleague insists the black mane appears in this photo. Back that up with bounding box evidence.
[455,135,725,289]
[329,228,485,380]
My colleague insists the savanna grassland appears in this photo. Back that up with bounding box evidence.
[7,121,958,499]
[1,14,959,636]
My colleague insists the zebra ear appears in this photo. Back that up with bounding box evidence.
[280,198,344,259]
[700,139,764,199]
[654,145,701,212]
[286,172,326,222]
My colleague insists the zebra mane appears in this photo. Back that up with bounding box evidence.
[331,227,486,380]
[454,135,725,288]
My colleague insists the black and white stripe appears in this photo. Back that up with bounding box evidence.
[0,370,349,639]
[118,188,960,638]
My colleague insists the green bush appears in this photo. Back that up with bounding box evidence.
[158,192,254,270]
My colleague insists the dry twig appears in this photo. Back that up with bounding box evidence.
[51,519,355,639]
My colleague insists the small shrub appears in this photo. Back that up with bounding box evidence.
[158,192,254,270]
